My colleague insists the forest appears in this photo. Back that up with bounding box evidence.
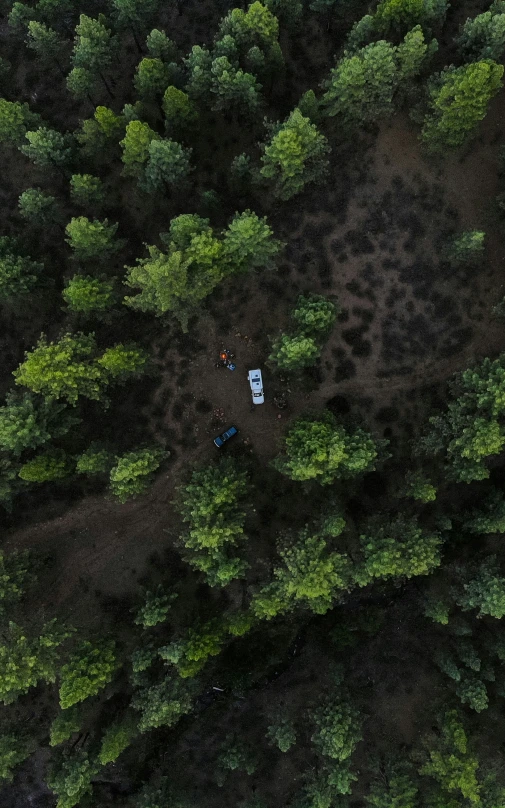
[2,0,505,806]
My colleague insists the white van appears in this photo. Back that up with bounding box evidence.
[247,369,264,404]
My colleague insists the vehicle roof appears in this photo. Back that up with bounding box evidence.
[248,369,263,390]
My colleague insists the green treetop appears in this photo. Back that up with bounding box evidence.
[132,674,196,732]
[162,86,198,133]
[364,761,419,808]
[222,209,282,272]
[124,246,195,329]
[421,60,503,152]
[120,119,160,177]
[445,230,485,265]
[266,713,297,752]
[424,594,451,625]
[457,6,505,61]
[466,489,505,534]
[401,469,437,502]
[374,0,448,37]
[160,618,227,678]
[456,673,489,713]
[321,40,397,127]
[272,412,382,484]
[457,557,505,619]
[396,24,435,83]
[0,733,31,782]
[49,706,82,746]
[216,735,259,785]
[77,106,125,156]
[217,1,282,74]
[109,447,167,502]
[59,640,117,709]
[177,458,249,587]
[419,711,480,803]
[219,2,279,49]
[67,68,98,100]
[18,187,58,224]
[18,450,71,482]
[47,748,99,808]
[269,334,320,371]
[292,293,339,336]
[112,0,161,36]
[0,236,43,299]
[13,333,103,404]
[65,217,123,260]
[97,343,148,381]
[69,174,105,209]
[354,515,443,586]
[71,14,116,94]
[214,33,239,63]
[0,619,70,704]
[178,459,249,553]
[146,29,177,61]
[0,391,77,455]
[268,293,339,372]
[8,1,36,34]
[26,21,65,70]
[252,529,352,619]
[0,98,41,146]
[419,353,505,482]
[140,138,193,194]
[134,57,171,100]
[134,585,177,628]
[20,126,73,169]
[210,56,263,115]
[75,444,113,476]
[260,108,330,200]
[298,89,321,123]
[311,696,363,762]
[98,713,137,765]
[0,549,32,615]
[62,276,115,314]
[323,29,432,124]
[184,45,213,100]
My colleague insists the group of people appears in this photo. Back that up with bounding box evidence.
[216,349,236,371]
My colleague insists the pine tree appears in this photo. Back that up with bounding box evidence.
[65,216,123,260]
[0,99,41,146]
[20,126,74,171]
[59,640,117,708]
[71,14,116,97]
[0,237,43,299]
[26,20,66,73]
[260,109,330,200]
[18,187,58,224]
[421,61,503,152]
[109,447,167,502]
[62,276,115,314]
[272,412,382,484]
[140,139,193,193]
